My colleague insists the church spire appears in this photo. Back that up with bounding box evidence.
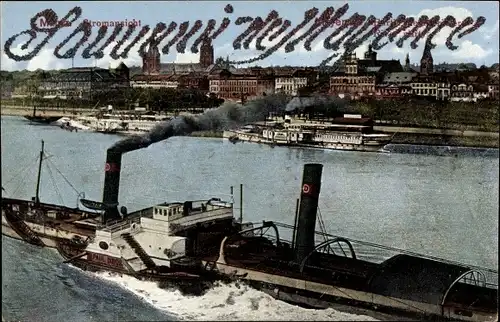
[420,41,434,75]
[404,53,410,71]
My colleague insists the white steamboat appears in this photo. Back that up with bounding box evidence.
[223,114,393,152]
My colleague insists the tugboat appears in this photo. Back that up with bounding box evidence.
[1,141,248,294]
[2,142,497,321]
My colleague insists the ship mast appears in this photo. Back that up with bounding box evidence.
[34,140,44,205]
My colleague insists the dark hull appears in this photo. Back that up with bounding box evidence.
[65,256,215,296]
[254,281,427,321]
[57,234,236,296]
[214,259,497,322]
[24,115,63,124]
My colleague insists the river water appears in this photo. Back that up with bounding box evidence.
[1,115,498,321]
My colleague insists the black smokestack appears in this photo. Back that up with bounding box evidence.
[102,149,122,222]
[108,94,345,154]
[294,163,323,264]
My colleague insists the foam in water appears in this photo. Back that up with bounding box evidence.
[92,271,379,321]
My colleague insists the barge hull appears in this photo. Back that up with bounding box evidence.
[211,261,497,322]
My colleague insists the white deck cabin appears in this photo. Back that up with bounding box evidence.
[85,199,234,271]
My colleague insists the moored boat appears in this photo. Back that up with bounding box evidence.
[24,115,63,124]
[23,103,63,125]
[75,112,171,135]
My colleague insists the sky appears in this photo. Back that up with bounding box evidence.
[1,1,499,71]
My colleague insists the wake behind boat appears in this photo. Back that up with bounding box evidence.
[52,117,91,132]
[1,140,497,321]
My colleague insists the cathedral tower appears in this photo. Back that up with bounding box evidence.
[199,41,214,69]
[142,45,160,75]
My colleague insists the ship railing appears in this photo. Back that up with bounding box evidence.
[98,216,141,233]
[270,221,498,288]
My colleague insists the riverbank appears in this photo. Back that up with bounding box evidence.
[391,132,498,148]
[1,107,497,148]
[1,106,92,117]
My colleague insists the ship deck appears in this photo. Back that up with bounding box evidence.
[218,237,498,314]
[2,197,100,237]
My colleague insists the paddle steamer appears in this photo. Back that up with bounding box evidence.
[2,142,497,320]
[223,114,393,152]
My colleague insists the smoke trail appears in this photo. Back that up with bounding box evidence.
[285,95,347,113]
[109,94,289,153]
[109,93,349,154]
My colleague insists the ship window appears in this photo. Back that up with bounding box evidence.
[99,241,109,250]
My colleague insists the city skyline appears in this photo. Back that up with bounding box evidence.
[1,1,499,71]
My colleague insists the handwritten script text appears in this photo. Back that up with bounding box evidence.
[3,4,486,68]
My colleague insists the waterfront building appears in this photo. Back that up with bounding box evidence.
[39,64,129,100]
[178,73,209,91]
[410,77,438,98]
[487,83,499,100]
[450,83,475,102]
[130,72,209,91]
[275,69,317,96]
[130,74,179,89]
[329,46,404,100]
[436,82,451,101]
[374,84,414,99]
[447,83,489,102]
[378,71,419,99]
[11,84,31,99]
[208,68,275,102]
[382,72,418,85]
[472,85,490,100]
